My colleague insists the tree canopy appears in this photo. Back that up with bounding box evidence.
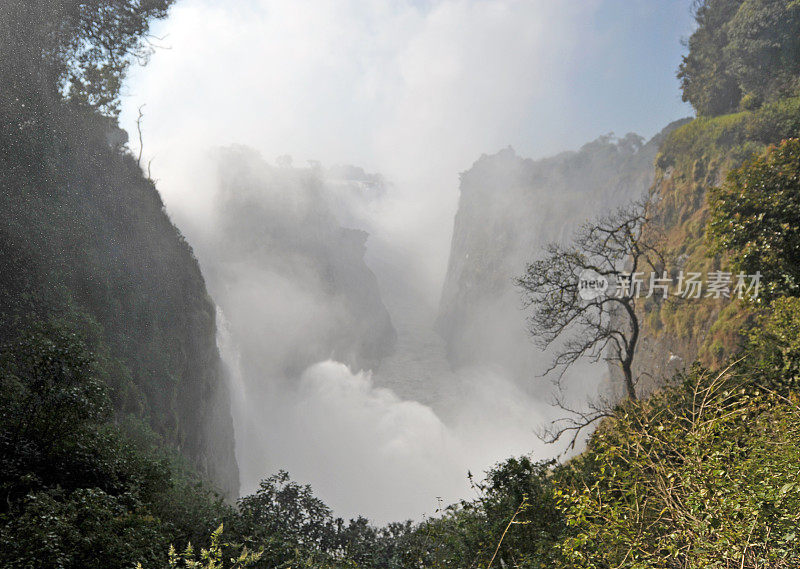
[679,0,800,116]
[0,0,173,118]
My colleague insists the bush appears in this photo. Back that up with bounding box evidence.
[708,138,800,300]
[744,296,800,393]
[0,328,232,568]
[151,525,261,569]
[556,365,800,568]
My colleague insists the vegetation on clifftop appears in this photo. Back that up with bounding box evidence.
[679,0,800,117]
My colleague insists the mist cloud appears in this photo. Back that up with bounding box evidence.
[118,0,694,522]
[122,0,679,299]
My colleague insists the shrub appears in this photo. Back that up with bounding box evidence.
[708,138,800,300]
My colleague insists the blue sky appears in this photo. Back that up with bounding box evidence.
[550,0,696,149]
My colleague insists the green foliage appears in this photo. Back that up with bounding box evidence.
[412,458,567,569]
[678,0,743,116]
[708,138,800,300]
[724,0,800,103]
[0,327,110,439]
[679,0,800,116]
[160,524,262,569]
[0,329,122,506]
[1,487,170,569]
[0,329,232,568]
[232,471,341,567]
[556,365,800,568]
[744,95,800,143]
[0,0,173,118]
[237,471,336,548]
[230,471,401,568]
[0,329,164,568]
[743,296,800,392]
[282,457,566,569]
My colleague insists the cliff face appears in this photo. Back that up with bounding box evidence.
[439,100,800,400]
[438,128,683,386]
[629,97,800,393]
[0,107,239,496]
[183,147,397,382]
[174,147,397,495]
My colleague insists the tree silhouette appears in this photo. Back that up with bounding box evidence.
[517,201,664,446]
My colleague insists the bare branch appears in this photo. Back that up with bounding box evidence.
[518,199,666,444]
[136,104,145,167]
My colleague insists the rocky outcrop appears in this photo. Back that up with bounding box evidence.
[186,147,396,381]
[437,125,686,389]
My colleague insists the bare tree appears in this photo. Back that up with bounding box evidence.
[136,104,145,167]
[516,200,663,445]
[134,104,156,180]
